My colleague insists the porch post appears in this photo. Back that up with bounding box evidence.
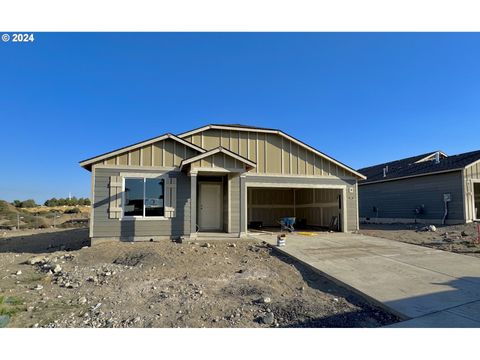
[239,174,247,237]
[190,172,198,239]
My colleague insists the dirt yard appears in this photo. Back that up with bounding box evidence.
[0,228,398,328]
[359,222,480,257]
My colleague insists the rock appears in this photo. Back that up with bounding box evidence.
[28,256,45,265]
[34,284,44,291]
[262,297,271,304]
[229,243,237,248]
[53,265,62,274]
[78,297,87,305]
[16,270,22,275]
[201,243,211,248]
[260,312,275,325]
[461,231,470,237]
[428,225,437,232]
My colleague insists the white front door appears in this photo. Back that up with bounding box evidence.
[198,183,222,231]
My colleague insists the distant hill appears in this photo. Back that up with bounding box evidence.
[0,200,90,230]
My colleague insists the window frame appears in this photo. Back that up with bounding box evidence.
[121,176,168,221]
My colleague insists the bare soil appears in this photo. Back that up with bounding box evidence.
[359,222,480,257]
[0,228,398,328]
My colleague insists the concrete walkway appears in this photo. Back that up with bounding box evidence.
[251,232,480,327]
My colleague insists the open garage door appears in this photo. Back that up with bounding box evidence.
[247,187,344,232]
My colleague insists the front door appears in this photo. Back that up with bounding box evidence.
[198,183,222,231]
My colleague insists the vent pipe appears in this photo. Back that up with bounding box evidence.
[435,152,440,164]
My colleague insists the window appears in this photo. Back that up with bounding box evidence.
[123,178,165,218]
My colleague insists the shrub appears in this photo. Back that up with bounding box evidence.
[64,207,81,214]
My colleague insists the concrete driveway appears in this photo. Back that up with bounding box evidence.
[251,232,480,327]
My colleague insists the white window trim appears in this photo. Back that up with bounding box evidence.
[120,176,168,221]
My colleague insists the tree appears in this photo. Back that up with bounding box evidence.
[12,200,21,207]
[19,199,37,208]
[44,197,58,207]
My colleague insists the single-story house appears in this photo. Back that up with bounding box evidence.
[80,124,365,241]
[358,150,480,225]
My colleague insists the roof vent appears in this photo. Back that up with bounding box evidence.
[383,166,388,178]
[434,152,440,164]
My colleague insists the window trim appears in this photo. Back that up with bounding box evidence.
[121,176,168,221]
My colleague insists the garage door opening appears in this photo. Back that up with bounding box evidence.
[247,187,344,232]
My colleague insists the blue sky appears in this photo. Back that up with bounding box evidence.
[1,32,479,203]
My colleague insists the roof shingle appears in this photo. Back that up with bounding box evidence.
[358,150,480,184]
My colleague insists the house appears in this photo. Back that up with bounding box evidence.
[80,124,365,241]
[358,150,480,225]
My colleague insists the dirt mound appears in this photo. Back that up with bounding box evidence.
[113,252,154,267]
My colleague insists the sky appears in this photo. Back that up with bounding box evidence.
[1,32,479,203]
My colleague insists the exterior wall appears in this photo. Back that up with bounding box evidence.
[97,138,198,168]
[229,174,240,233]
[92,167,191,240]
[183,129,349,177]
[359,171,464,224]
[191,154,246,171]
[464,161,480,221]
[245,175,358,232]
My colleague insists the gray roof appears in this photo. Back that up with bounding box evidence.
[358,149,480,184]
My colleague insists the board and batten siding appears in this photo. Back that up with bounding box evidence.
[92,168,191,239]
[359,171,464,223]
[464,161,480,221]
[99,138,198,168]
[183,129,350,178]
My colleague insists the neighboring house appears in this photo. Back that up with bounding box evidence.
[80,124,365,241]
[358,150,480,225]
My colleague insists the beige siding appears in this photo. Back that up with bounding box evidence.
[184,128,355,179]
[118,153,128,165]
[130,149,140,166]
[239,132,248,158]
[291,142,298,174]
[142,146,152,166]
[266,134,282,174]
[90,138,199,169]
[105,157,116,165]
[248,132,257,173]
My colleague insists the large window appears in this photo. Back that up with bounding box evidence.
[124,178,165,218]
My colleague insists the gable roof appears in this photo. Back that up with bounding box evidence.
[180,146,257,170]
[178,124,366,180]
[79,133,206,171]
[358,149,480,185]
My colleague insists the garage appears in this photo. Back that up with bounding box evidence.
[247,186,345,232]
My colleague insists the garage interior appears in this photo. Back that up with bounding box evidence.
[247,187,343,232]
